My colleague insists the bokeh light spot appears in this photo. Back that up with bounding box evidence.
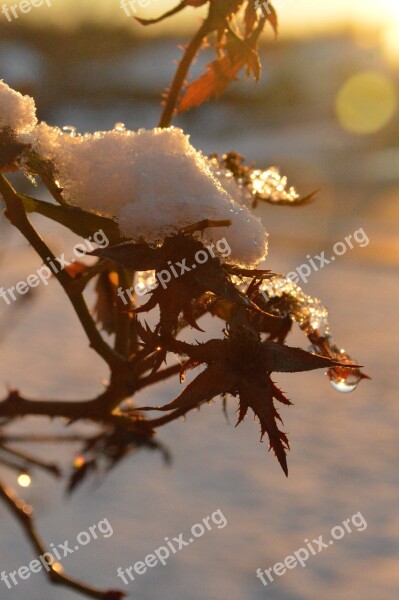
[336,71,397,134]
[17,473,31,488]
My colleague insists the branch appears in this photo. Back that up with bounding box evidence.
[159,21,211,127]
[0,481,125,599]
[0,445,61,478]
[114,267,134,358]
[0,174,124,369]
[0,390,115,421]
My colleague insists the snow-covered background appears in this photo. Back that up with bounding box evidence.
[0,29,399,600]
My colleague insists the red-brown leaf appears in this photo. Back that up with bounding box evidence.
[260,341,357,373]
[238,378,289,476]
[140,363,237,413]
[244,0,258,35]
[265,2,278,38]
[178,56,244,113]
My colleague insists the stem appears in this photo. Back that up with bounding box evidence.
[159,21,210,128]
[0,482,124,599]
[0,390,116,421]
[0,445,61,477]
[0,174,124,369]
[114,267,134,357]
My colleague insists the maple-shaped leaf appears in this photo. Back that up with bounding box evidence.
[178,18,265,112]
[92,241,162,271]
[244,0,258,35]
[262,2,278,38]
[178,55,244,112]
[259,340,349,373]
[140,326,357,475]
[67,422,169,494]
[92,233,272,345]
[237,377,289,475]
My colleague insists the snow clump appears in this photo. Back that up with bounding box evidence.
[29,123,268,267]
[0,80,37,135]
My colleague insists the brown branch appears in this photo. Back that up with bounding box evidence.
[0,445,61,478]
[0,390,115,421]
[0,434,93,444]
[0,174,124,369]
[0,455,28,473]
[114,267,134,358]
[159,21,211,128]
[0,481,125,599]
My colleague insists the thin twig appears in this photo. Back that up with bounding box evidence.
[0,481,125,599]
[159,21,211,127]
[0,445,61,477]
[0,173,124,369]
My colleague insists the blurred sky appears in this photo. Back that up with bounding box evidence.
[5,0,396,62]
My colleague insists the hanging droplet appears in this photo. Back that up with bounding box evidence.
[329,372,361,393]
[17,473,31,488]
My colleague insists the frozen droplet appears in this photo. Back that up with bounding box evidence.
[114,122,126,132]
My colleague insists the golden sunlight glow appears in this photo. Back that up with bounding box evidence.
[17,473,32,488]
[335,72,397,134]
[73,455,86,469]
[383,22,399,64]
[52,562,64,573]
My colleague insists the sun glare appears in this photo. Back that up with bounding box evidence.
[379,2,399,63]
[336,72,397,134]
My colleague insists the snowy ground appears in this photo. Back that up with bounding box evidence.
[0,190,398,600]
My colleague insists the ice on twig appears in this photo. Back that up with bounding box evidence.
[260,275,330,336]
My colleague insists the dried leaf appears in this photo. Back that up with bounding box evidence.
[260,341,355,373]
[244,0,258,35]
[179,56,244,112]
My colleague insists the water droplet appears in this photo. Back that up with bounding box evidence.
[114,122,126,132]
[329,372,361,393]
